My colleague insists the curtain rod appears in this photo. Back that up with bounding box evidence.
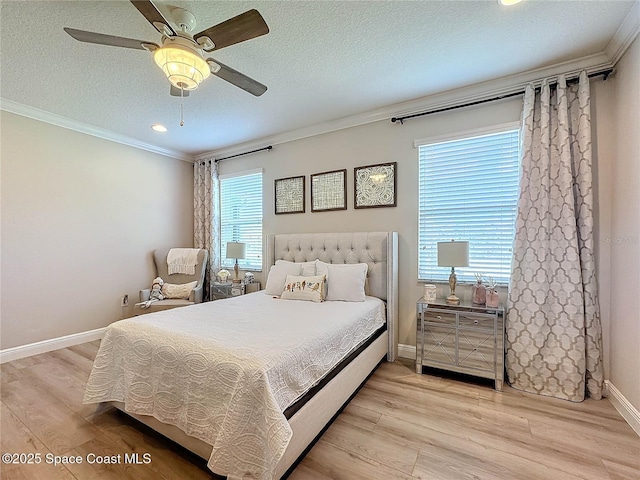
[212,145,273,163]
[390,68,613,125]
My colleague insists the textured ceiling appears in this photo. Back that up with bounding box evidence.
[0,1,636,157]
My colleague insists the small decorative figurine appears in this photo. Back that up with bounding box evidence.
[149,276,165,301]
[485,276,500,308]
[472,272,486,305]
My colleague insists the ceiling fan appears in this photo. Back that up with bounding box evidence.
[64,0,269,97]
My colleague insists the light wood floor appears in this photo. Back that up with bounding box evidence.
[1,342,638,480]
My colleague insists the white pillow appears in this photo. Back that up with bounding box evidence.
[264,263,302,295]
[317,262,368,302]
[161,280,198,300]
[275,259,317,276]
[316,260,329,278]
[280,275,326,303]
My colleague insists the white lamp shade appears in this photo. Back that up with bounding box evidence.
[437,241,469,267]
[153,44,210,90]
[226,242,246,260]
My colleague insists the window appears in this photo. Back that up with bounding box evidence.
[417,125,520,285]
[220,170,263,271]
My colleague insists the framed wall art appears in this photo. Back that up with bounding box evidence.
[354,162,397,209]
[311,169,347,212]
[274,175,305,214]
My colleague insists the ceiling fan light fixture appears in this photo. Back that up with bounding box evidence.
[153,43,210,90]
[498,0,523,5]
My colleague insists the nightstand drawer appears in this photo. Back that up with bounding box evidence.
[458,313,494,330]
[422,310,457,326]
[422,326,456,366]
[458,329,495,372]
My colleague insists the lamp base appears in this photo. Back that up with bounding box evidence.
[234,260,240,283]
[446,294,461,305]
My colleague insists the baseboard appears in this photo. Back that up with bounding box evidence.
[0,327,106,364]
[605,380,640,437]
[398,343,416,360]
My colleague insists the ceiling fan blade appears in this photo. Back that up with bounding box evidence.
[194,9,269,51]
[130,0,176,36]
[170,85,190,97]
[208,59,267,97]
[64,27,157,50]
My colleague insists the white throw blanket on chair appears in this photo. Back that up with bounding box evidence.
[167,248,199,275]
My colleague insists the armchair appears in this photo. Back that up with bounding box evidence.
[133,247,208,316]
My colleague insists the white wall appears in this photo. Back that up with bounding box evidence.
[1,112,194,350]
[219,98,523,347]
[609,35,640,411]
[219,77,618,360]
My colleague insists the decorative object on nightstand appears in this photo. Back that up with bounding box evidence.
[472,272,486,305]
[226,242,246,283]
[423,284,437,302]
[416,297,504,391]
[437,240,469,305]
[217,269,230,283]
[244,272,255,283]
[485,276,500,308]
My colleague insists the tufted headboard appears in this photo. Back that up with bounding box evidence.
[265,232,398,361]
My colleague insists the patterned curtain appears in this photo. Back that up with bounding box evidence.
[194,157,220,300]
[507,71,604,402]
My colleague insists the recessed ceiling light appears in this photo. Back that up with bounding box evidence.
[499,0,523,5]
[151,124,167,132]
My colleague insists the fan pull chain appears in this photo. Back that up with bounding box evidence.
[180,87,185,127]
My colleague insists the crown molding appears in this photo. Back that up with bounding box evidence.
[606,0,640,64]
[197,52,613,160]
[0,98,193,163]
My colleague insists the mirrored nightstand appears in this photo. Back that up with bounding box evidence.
[416,297,505,391]
[210,282,260,300]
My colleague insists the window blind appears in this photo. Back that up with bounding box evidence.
[418,128,520,285]
[220,171,263,271]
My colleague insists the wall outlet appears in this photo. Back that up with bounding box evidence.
[121,294,129,307]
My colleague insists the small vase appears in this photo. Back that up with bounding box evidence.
[472,281,486,305]
[486,290,500,308]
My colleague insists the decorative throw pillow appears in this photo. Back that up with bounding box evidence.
[275,259,317,276]
[317,261,368,302]
[161,280,198,300]
[264,263,302,295]
[280,275,326,303]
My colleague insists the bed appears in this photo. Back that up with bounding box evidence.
[84,231,398,479]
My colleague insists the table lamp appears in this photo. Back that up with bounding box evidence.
[226,242,246,283]
[437,240,469,305]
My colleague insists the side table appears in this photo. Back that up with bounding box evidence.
[210,282,261,300]
[416,297,505,391]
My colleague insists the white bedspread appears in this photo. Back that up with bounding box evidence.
[83,293,385,479]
